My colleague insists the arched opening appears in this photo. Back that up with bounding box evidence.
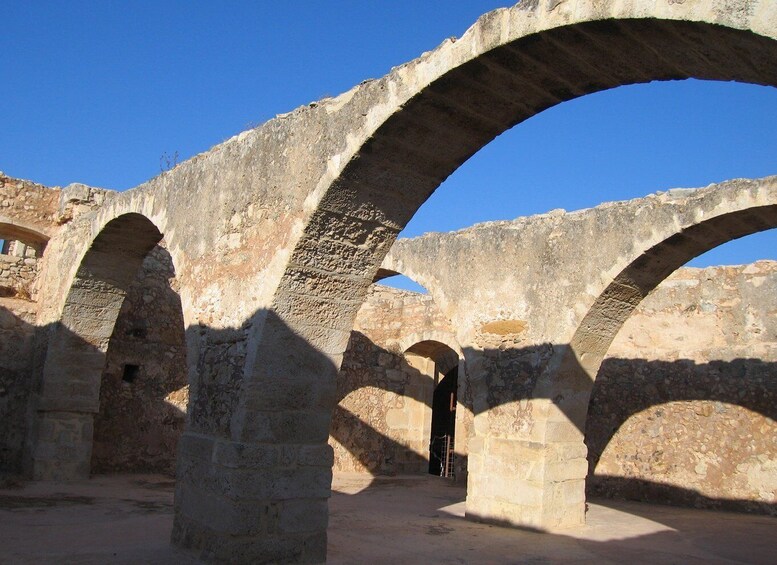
[173,3,777,558]
[400,339,460,479]
[0,222,48,301]
[31,213,188,481]
[584,238,777,514]
[330,270,466,479]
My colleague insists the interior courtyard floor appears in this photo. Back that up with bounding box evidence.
[0,472,775,564]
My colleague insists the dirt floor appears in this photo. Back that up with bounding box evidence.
[1,473,775,564]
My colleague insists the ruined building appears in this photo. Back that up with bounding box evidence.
[1,0,776,562]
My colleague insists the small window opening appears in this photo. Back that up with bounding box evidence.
[128,327,147,339]
[122,364,140,383]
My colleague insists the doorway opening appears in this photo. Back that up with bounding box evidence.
[429,366,457,478]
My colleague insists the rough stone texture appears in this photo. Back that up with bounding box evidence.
[91,244,188,475]
[0,0,776,560]
[588,262,777,514]
[0,173,60,242]
[0,253,40,301]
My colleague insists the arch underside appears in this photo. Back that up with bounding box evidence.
[0,222,49,249]
[576,205,777,369]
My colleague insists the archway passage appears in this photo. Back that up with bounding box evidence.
[429,366,458,478]
[567,204,777,414]
[32,213,169,480]
[521,198,777,531]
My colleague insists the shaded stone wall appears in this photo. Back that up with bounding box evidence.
[330,284,460,475]
[588,261,777,514]
[0,299,37,475]
[91,244,188,475]
[0,175,105,478]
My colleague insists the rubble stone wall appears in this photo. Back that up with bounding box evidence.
[0,254,40,301]
[588,262,777,513]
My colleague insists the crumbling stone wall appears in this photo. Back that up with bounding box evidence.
[0,173,60,237]
[588,262,777,514]
[331,284,460,475]
[91,244,188,476]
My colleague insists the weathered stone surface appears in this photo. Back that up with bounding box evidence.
[1,0,776,561]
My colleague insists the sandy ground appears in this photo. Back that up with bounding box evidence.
[1,473,775,564]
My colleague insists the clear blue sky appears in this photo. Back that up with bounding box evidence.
[2,1,776,292]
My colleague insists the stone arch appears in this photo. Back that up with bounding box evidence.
[399,334,462,363]
[31,212,178,479]
[176,2,777,558]
[549,193,777,435]
[270,0,777,363]
[403,339,462,478]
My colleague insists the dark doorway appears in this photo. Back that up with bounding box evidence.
[429,366,457,477]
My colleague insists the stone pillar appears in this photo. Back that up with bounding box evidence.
[171,314,338,563]
[465,402,588,530]
[462,345,589,531]
[172,434,332,563]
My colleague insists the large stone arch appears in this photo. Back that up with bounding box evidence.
[545,179,777,433]
[31,212,174,479]
[173,1,777,561]
[271,0,777,358]
[374,176,777,531]
[523,177,777,528]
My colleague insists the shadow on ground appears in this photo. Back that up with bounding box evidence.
[1,473,776,564]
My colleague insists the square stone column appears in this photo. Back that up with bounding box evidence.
[172,313,340,563]
[464,400,588,531]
